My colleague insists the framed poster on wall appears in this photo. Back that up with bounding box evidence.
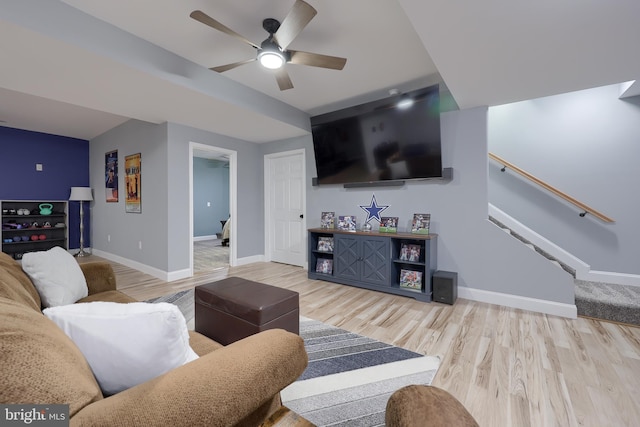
[105,150,118,202]
[125,153,141,213]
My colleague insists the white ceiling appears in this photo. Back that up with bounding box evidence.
[0,0,639,142]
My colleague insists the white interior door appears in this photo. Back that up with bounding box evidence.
[265,150,306,267]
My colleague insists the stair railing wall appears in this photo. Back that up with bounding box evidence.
[488,152,615,223]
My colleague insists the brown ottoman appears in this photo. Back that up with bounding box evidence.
[195,277,299,345]
[385,385,479,427]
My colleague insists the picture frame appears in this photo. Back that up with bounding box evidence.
[317,237,334,253]
[379,216,398,233]
[105,150,118,203]
[399,269,423,292]
[337,215,357,232]
[411,213,430,234]
[399,243,421,262]
[320,211,335,229]
[315,258,333,275]
[125,153,142,213]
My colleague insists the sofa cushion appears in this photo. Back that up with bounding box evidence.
[0,297,103,416]
[77,290,137,304]
[188,330,224,356]
[43,302,199,396]
[21,246,88,307]
[0,251,41,310]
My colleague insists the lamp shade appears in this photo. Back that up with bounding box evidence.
[69,187,93,201]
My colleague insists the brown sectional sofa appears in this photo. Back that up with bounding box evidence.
[0,251,308,426]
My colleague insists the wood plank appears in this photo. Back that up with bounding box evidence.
[77,253,640,427]
[259,406,315,427]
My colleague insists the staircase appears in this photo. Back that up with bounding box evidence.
[489,216,640,326]
[574,279,640,325]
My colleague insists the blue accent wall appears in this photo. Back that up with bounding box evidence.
[193,157,230,237]
[0,126,90,248]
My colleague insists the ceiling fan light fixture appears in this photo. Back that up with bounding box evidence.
[258,38,287,69]
[258,50,285,69]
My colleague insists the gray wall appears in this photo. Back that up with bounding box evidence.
[489,84,640,274]
[167,123,264,263]
[90,120,170,270]
[88,109,575,304]
[265,107,574,304]
[91,119,265,272]
[193,158,229,237]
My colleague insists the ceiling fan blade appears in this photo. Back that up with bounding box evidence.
[273,0,317,50]
[289,50,347,70]
[190,10,260,50]
[274,68,294,91]
[210,58,256,73]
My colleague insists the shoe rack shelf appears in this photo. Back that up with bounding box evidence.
[1,200,68,260]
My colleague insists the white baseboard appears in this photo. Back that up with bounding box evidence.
[488,204,640,288]
[578,270,640,288]
[167,268,192,282]
[88,249,264,281]
[458,286,577,319]
[489,204,591,276]
[235,254,265,266]
[193,235,218,242]
[91,249,180,282]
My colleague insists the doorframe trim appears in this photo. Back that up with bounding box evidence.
[189,142,237,273]
[263,148,307,267]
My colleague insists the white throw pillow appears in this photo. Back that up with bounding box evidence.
[43,301,199,395]
[21,246,88,307]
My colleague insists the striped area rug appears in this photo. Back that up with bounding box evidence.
[145,289,195,330]
[281,317,440,427]
[146,291,441,425]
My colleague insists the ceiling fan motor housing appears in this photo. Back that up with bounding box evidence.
[262,18,281,34]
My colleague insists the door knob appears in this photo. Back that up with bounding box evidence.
[300,214,304,219]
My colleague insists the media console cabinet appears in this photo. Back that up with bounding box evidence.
[308,228,437,302]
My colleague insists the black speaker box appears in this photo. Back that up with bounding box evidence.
[432,271,458,305]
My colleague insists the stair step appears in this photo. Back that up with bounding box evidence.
[575,280,640,326]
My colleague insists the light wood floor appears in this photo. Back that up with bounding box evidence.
[193,239,229,272]
[78,255,640,427]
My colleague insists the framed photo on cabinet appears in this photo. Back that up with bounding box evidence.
[315,258,333,274]
[399,269,423,292]
[317,237,334,252]
[320,212,335,229]
[337,215,357,232]
[411,213,430,234]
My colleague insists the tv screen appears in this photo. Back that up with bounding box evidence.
[311,84,441,186]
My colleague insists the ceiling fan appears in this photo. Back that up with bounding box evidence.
[190,0,347,91]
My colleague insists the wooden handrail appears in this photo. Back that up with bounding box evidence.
[488,152,615,223]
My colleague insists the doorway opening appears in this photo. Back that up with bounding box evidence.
[189,142,237,273]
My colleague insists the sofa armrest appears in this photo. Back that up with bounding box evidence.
[79,262,117,295]
[70,329,308,427]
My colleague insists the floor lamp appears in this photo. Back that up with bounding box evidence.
[69,187,93,257]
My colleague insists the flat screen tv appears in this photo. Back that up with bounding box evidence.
[311,84,442,186]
